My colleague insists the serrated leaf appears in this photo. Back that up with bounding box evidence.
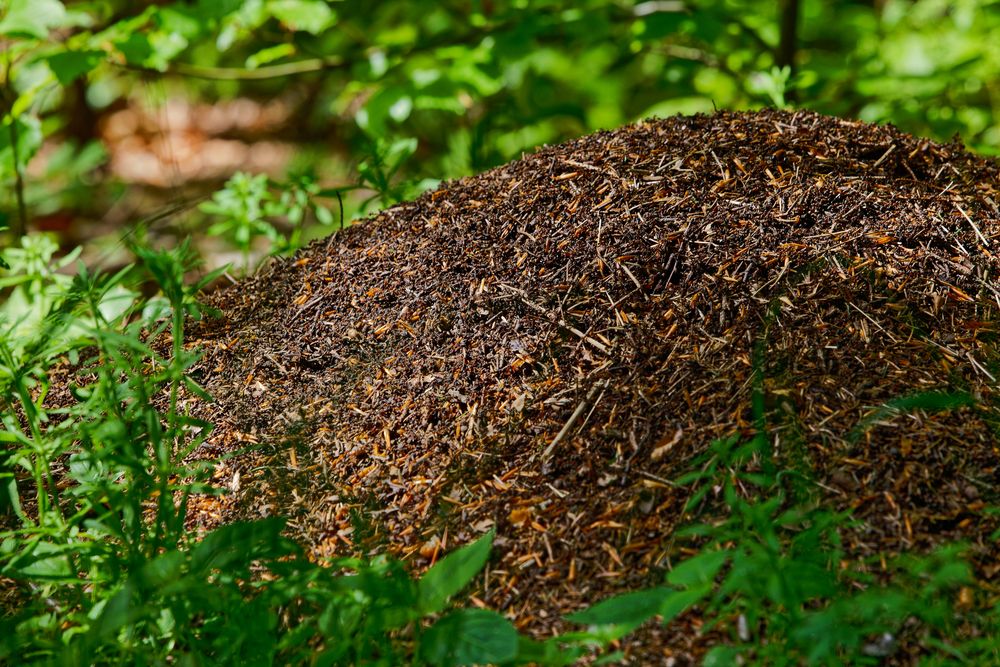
[418,529,493,614]
[420,609,518,666]
[0,0,67,39]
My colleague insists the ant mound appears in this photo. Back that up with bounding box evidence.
[190,109,1000,657]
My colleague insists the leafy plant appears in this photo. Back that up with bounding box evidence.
[566,394,999,665]
[200,170,344,270]
[355,137,439,212]
[0,236,613,665]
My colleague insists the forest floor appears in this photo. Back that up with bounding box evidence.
[181,109,1000,663]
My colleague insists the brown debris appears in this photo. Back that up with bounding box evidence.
[184,109,1000,662]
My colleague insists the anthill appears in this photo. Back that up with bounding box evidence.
[186,109,1000,661]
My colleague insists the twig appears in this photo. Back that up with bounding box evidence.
[633,469,680,488]
[123,57,345,81]
[955,203,991,249]
[539,380,608,460]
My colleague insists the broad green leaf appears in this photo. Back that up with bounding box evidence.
[139,550,186,589]
[565,587,669,628]
[189,518,297,575]
[513,636,582,665]
[46,50,104,85]
[195,0,245,21]
[5,540,73,578]
[658,584,712,625]
[0,476,23,520]
[420,609,518,667]
[115,34,154,66]
[357,87,414,135]
[156,6,204,40]
[0,0,67,39]
[418,529,493,614]
[666,549,730,588]
[268,0,335,34]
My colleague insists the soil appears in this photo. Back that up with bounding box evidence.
[183,109,1000,663]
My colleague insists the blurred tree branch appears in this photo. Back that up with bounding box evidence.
[777,0,800,99]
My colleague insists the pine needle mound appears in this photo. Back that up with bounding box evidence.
[189,109,1000,655]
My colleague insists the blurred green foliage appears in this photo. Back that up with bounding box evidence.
[2,0,1000,240]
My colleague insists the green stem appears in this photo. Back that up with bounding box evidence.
[15,381,64,526]
[3,60,27,237]
[125,56,345,81]
[7,114,28,237]
[156,298,187,548]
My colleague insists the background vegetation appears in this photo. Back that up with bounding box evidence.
[3,0,1000,253]
[1,0,999,664]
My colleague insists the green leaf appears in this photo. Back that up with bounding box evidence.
[84,582,143,647]
[357,87,414,135]
[420,609,518,666]
[0,0,67,39]
[703,646,743,667]
[667,549,729,588]
[849,391,976,442]
[5,540,73,578]
[115,34,154,66]
[195,0,245,21]
[314,204,334,226]
[0,115,43,177]
[189,518,298,576]
[418,530,493,614]
[246,43,296,69]
[46,50,104,85]
[565,587,669,628]
[658,584,712,625]
[268,0,335,34]
[594,650,627,665]
[513,636,578,665]
[155,6,204,40]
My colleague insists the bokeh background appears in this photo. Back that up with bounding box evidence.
[2,0,999,269]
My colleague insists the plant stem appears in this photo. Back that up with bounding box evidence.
[8,115,28,237]
[2,59,27,237]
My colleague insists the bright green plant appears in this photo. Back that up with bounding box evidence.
[200,170,344,270]
[200,171,278,270]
